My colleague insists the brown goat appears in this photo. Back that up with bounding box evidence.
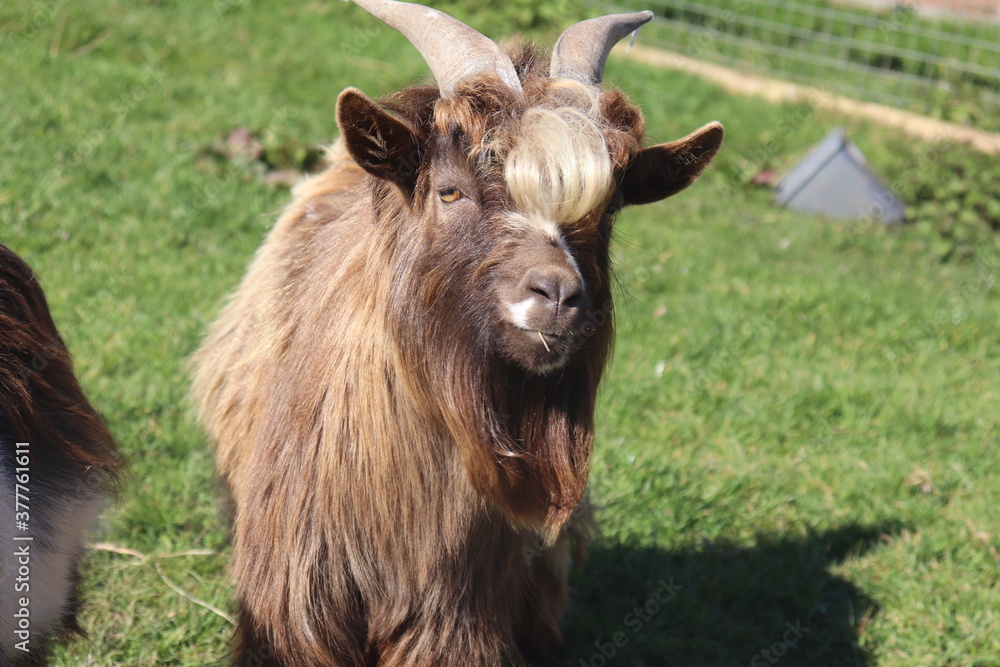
[192,2,723,665]
[0,243,122,665]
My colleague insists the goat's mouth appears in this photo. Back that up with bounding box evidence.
[515,327,562,344]
[503,324,576,374]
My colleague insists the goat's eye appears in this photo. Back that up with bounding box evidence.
[438,187,463,203]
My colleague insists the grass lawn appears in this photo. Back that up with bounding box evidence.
[2,1,998,665]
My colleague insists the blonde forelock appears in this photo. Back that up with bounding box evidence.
[504,80,613,223]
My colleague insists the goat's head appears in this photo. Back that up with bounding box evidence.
[340,0,723,376]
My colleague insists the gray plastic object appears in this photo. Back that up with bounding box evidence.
[774,127,905,223]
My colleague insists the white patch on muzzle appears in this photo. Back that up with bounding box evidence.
[506,297,535,329]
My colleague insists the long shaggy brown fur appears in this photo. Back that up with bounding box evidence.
[193,45,656,667]
[0,244,123,665]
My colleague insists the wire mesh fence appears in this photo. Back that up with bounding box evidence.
[589,0,1000,132]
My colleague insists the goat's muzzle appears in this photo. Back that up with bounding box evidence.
[495,235,589,373]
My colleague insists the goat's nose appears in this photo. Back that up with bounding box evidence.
[524,268,584,309]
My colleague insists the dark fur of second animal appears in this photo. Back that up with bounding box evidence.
[0,244,122,665]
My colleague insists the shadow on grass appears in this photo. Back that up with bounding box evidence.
[544,522,903,667]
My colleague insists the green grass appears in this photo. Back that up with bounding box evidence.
[2,1,999,665]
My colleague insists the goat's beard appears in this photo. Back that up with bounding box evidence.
[393,310,607,538]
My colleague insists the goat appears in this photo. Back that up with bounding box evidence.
[0,243,122,665]
[192,2,723,664]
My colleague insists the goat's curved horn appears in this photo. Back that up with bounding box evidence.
[352,0,522,96]
[550,11,654,86]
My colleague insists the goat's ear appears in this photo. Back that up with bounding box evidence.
[621,121,724,206]
[337,87,422,194]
